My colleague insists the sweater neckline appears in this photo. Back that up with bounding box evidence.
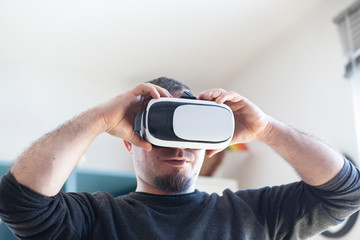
[125,189,206,206]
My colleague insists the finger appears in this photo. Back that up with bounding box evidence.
[198,88,226,101]
[152,84,172,98]
[200,89,246,105]
[128,131,153,152]
[132,83,171,100]
[215,92,244,104]
[140,86,171,107]
[198,90,213,100]
[199,89,240,104]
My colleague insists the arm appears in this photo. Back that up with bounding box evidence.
[10,83,171,196]
[256,117,344,186]
[198,89,344,186]
[236,159,360,239]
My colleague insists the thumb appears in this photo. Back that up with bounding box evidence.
[128,132,152,152]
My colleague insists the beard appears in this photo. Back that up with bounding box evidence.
[154,172,193,194]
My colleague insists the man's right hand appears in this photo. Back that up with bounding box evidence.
[10,83,171,196]
[95,83,171,151]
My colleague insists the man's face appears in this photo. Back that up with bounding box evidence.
[127,89,206,195]
[131,145,205,194]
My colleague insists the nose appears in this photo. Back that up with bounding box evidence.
[157,147,194,159]
[164,147,187,157]
[175,148,185,157]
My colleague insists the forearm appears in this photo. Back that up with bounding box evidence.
[11,108,105,196]
[9,83,170,197]
[257,117,344,186]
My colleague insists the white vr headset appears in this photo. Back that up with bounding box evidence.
[134,92,234,149]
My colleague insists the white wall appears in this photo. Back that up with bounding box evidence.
[216,0,359,239]
[1,0,359,238]
[0,63,138,172]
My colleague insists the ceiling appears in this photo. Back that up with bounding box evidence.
[0,0,327,91]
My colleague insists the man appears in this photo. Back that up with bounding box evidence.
[0,77,359,239]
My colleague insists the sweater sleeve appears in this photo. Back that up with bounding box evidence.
[236,158,360,240]
[0,171,98,239]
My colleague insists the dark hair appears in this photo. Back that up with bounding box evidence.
[147,77,190,93]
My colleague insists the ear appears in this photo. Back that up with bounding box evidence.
[123,140,132,153]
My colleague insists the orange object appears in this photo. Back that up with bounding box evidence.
[227,143,248,151]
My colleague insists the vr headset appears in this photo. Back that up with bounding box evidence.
[134,92,234,149]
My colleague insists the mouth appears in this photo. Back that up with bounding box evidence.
[163,158,190,167]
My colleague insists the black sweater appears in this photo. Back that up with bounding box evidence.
[0,159,360,240]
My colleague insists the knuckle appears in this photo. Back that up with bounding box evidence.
[137,83,147,88]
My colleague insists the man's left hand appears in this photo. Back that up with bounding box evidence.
[198,89,271,157]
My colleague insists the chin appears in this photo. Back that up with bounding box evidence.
[154,172,194,194]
